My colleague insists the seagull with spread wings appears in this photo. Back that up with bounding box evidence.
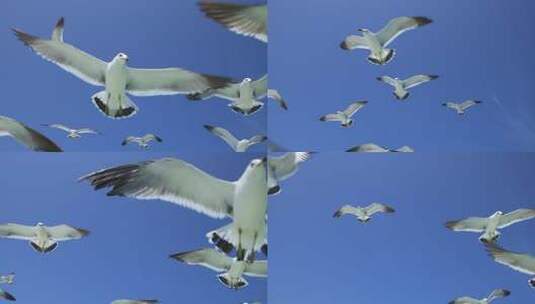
[377,74,438,100]
[121,134,162,150]
[171,248,267,290]
[486,244,535,288]
[333,203,395,223]
[346,143,414,153]
[267,152,313,195]
[449,289,511,304]
[443,100,482,115]
[204,125,266,152]
[319,101,367,127]
[13,17,231,119]
[0,115,62,152]
[340,16,433,65]
[43,124,100,139]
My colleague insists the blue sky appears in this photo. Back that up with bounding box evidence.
[269,0,535,152]
[269,153,535,303]
[1,0,266,152]
[1,152,266,303]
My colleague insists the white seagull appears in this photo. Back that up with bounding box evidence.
[43,124,100,139]
[121,134,162,149]
[449,289,511,304]
[204,125,267,152]
[198,2,267,42]
[486,244,535,288]
[13,17,231,119]
[443,100,482,115]
[267,152,313,195]
[377,74,438,100]
[341,16,433,65]
[171,248,267,290]
[319,101,367,127]
[0,115,62,152]
[445,209,535,243]
[333,203,395,223]
[80,157,267,262]
[188,75,285,116]
[346,143,414,153]
[0,288,15,302]
[111,300,159,304]
[0,222,89,253]
[0,273,14,285]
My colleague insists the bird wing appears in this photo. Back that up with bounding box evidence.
[244,260,268,278]
[198,2,267,42]
[403,75,438,89]
[269,152,312,181]
[449,297,480,304]
[252,74,268,99]
[444,217,488,232]
[76,128,99,134]
[46,225,89,241]
[80,158,236,219]
[13,18,106,86]
[392,146,414,153]
[375,16,433,47]
[0,288,15,301]
[366,203,395,215]
[343,101,367,117]
[248,135,267,145]
[443,102,460,111]
[45,124,72,132]
[498,208,535,228]
[377,76,398,87]
[204,125,239,150]
[320,113,342,122]
[268,89,288,110]
[487,289,510,302]
[142,134,162,142]
[170,248,232,272]
[459,100,480,110]
[0,223,36,240]
[486,244,535,275]
[333,205,357,218]
[340,35,370,50]
[346,143,387,153]
[0,116,62,152]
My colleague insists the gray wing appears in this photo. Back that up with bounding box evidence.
[320,113,342,122]
[142,134,162,143]
[377,76,398,87]
[340,35,370,50]
[403,75,438,89]
[199,2,268,42]
[244,260,268,278]
[170,248,231,272]
[268,89,288,110]
[333,205,358,218]
[486,244,535,275]
[499,208,535,228]
[343,101,367,117]
[445,217,488,232]
[0,116,62,152]
[252,74,268,99]
[487,289,511,302]
[443,102,460,111]
[76,128,100,134]
[449,297,480,304]
[376,16,433,46]
[0,288,15,301]
[459,100,482,110]
[80,158,236,219]
[13,18,106,86]
[0,223,36,240]
[346,143,388,153]
[44,124,72,132]
[269,152,312,181]
[204,125,239,150]
[248,135,267,145]
[46,225,89,241]
[366,203,395,216]
[392,146,414,153]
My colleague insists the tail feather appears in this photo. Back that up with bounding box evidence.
[91,91,138,119]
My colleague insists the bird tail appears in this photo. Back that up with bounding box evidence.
[217,273,249,290]
[91,91,138,119]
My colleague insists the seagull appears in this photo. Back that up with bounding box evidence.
[443,100,482,115]
[111,300,159,304]
[187,75,285,116]
[170,248,267,290]
[121,134,162,149]
[319,101,367,127]
[80,157,267,262]
[13,17,231,119]
[0,288,15,301]
[198,2,267,42]
[267,89,288,110]
[340,16,433,65]
[346,143,414,153]
[333,203,395,223]
[0,115,62,152]
[204,125,267,152]
[267,152,313,195]
[43,124,100,139]
[0,273,14,285]
[486,244,535,288]
[0,222,89,253]
[377,74,438,100]
[445,209,535,243]
[449,289,511,304]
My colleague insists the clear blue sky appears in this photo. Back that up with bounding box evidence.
[269,0,535,152]
[1,152,266,303]
[1,0,266,152]
[269,153,535,303]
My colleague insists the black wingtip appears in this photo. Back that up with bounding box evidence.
[502,289,511,296]
[340,41,349,50]
[3,291,16,301]
[155,136,163,142]
[319,116,326,121]
[56,17,65,29]
[333,210,342,218]
[413,16,433,26]
[12,28,38,46]
[346,146,357,152]
[429,75,439,80]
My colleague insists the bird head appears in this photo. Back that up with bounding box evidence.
[114,52,129,63]
[357,28,370,33]
[529,278,535,288]
[241,78,252,86]
[36,222,44,227]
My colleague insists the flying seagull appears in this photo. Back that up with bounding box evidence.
[0,288,15,302]
[377,74,438,100]
[204,125,267,152]
[443,100,482,115]
[188,75,285,116]
[333,203,395,223]
[449,289,511,304]
[171,248,267,290]
[13,17,231,119]
[341,16,433,65]
[346,143,414,153]
[268,152,313,195]
[198,2,267,42]
[445,209,535,243]
[121,134,162,149]
[268,89,288,110]
[0,222,89,253]
[43,124,100,139]
[486,244,535,288]
[80,157,267,262]
[0,273,14,285]
[320,101,367,127]
[111,300,159,304]
[0,115,62,152]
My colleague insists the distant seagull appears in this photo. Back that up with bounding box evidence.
[13,17,231,119]
[486,244,535,288]
[0,288,15,301]
[267,89,288,110]
[0,115,62,152]
[204,125,266,152]
[43,124,100,139]
[198,2,267,42]
[443,100,482,115]
[80,157,267,262]
[268,152,313,195]
[111,300,159,304]
[122,134,162,149]
[171,248,267,290]
[346,143,414,153]
[377,75,438,100]
[319,101,367,127]
[0,273,14,285]
[445,209,535,243]
[340,16,433,65]
[0,222,89,253]
[333,203,395,223]
[188,75,285,116]
[449,289,511,304]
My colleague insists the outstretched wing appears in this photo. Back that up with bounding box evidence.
[248,135,267,145]
[269,152,313,181]
[445,217,488,232]
[77,128,100,134]
[340,35,370,51]
[244,260,268,278]
[0,116,62,152]
[204,125,239,150]
[499,208,535,228]
[448,297,480,304]
[44,124,72,132]
[487,289,511,302]
[170,248,231,272]
[0,223,36,240]
[333,205,357,218]
[268,89,288,110]
[343,101,367,117]
[459,100,482,111]
[320,113,342,122]
[46,225,89,241]
[403,75,438,89]
[376,16,433,47]
[366,203,395,216]
[486,244,535,275]
[0,288,15,301]
[252,74,268,99]
[377,76,397,87]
